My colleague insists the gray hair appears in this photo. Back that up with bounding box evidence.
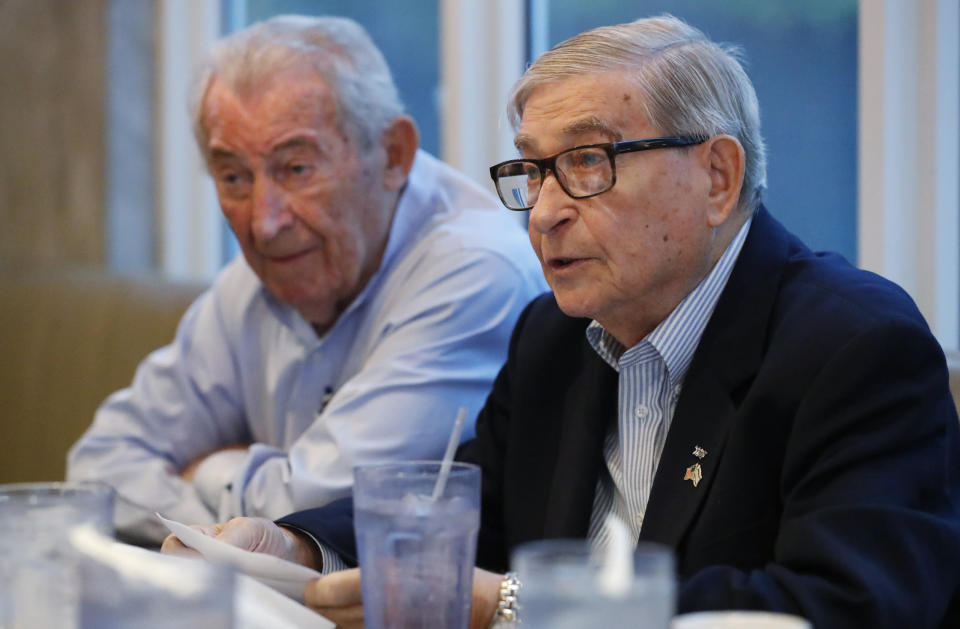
[190,14,404,156]
[509,15,766,213]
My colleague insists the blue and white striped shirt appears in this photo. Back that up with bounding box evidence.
[585,217,753,551]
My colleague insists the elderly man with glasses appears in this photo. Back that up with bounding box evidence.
[164,15,960,628]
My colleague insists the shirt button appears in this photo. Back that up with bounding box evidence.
[635,405,649,419]
[635,513,644,525]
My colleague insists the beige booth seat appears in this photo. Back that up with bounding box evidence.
[0,266,205,483]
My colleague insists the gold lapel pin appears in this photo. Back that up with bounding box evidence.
[693,445,707,459]
[684,463,702,487]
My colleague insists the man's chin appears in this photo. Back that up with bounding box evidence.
[298,304,340,335]
[268,285,333,321]
[552,291,597,321]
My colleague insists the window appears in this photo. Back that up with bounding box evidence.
[543,1,859,264]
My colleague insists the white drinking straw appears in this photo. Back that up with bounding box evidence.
[431,406,469,501]
[597,513,633,597]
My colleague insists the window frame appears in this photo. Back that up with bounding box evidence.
[858,0,959,349]
[156,0,223,281]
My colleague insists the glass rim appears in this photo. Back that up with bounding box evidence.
[672,611,811,628]
[353,460,479,474]
[511,538,674,569]
[0,480,115,496]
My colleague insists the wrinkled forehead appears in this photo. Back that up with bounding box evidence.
[204,70,344,137]
[514,73,654,154]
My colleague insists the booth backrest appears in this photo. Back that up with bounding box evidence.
[0,267,205,482]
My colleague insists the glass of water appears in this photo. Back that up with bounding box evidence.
[511,539,676,629]
[354,461,481,629]
[0,481,115,628]
[72,525,235,629]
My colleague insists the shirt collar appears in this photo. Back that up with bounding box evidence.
[586,215,753,387]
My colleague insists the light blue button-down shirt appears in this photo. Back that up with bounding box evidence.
[68,151,547,543]
[585,216,753,551]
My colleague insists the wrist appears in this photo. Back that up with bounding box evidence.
[489,572,520,627]
[281,526,323,570]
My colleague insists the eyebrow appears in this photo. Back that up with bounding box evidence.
[514,116,623,154]
[561,116,622,142]
[272,136,320,153]
[207,135,320,164]
[208,147,242,163]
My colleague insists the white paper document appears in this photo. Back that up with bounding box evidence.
[157,514,325,603]
[236,575,334,629]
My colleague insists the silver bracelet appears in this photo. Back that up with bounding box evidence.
[490,571,521,626]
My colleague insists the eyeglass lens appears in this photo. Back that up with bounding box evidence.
[494,146,614,210]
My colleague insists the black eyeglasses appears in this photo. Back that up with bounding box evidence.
[488,137,707,211]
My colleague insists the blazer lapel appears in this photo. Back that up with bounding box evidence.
[639,368,738,546]
[640,207,793,547]
[542,343,618,539]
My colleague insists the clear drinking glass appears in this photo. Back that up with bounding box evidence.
[71,525,235,629]
[0,481,115,628]
[354,461,481,629]
[511,539,676,629]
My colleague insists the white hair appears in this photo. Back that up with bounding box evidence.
[190,14,404,156]
[509,15,766,213]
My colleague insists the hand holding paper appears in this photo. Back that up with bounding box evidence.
[158,513,323,601]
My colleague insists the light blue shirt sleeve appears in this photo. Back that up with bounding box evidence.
[67,283,249,542]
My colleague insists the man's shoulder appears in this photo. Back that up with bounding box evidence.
[199,255,284,333]
[704,210,937,387]
[777,246,927,335]
[738,223,941,390]
[210,255,264,303]
[425,207,531,258]
[393,152,540,277]
[396,205,543,291]
[736,209,928,340]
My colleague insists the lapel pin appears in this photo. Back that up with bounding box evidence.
[684,463,703,487]
[692,445,707,459]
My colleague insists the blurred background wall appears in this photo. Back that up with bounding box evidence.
[0,0,109,269]
[0,0,155,273]
[0,0,190,483]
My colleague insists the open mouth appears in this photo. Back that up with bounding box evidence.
[549,257,581,270]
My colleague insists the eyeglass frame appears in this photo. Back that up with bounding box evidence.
[488,136,708,211]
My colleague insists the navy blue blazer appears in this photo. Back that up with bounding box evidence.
[280,208,960,628]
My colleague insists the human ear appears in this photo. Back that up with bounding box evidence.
[702,135,745,227]
[381,115,419,191]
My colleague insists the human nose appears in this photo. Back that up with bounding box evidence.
[527,170,577,235]
[251,176,294,241]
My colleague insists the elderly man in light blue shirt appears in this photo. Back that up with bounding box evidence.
[67,15,545,544]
